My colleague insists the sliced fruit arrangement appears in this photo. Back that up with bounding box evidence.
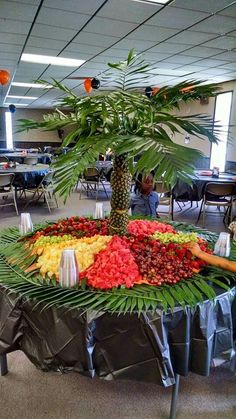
[22,218,211,289]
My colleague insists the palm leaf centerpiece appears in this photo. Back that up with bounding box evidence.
[18,49,220,235]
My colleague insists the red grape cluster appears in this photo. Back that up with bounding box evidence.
[129,237,203,286]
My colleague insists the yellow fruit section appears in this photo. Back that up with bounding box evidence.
[33,235,112,279]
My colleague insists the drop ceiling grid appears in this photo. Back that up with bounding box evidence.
[1,0,236,108]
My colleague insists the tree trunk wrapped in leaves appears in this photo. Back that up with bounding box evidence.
[109,154,131,235]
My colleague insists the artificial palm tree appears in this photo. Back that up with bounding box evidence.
[18,50,220,235]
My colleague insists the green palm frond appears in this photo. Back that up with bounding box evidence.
[17,49,221,201]
[0,223,234,315]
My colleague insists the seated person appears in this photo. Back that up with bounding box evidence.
[130,173,159,217]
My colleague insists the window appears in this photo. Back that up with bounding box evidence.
[5,111,13,150]
[210,91,232,172]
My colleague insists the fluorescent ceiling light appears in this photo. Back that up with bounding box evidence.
[21,53,85,67]
[5,103,29,106]
[7,95,38,100]
[11,82,52,89]
[131,0,169,4]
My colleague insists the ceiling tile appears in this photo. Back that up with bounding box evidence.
[63,43,104,55]
[182,46,225,58]
[83,16,137,37]
[27,36,68,50]
[73,31,119,47]
[0,33,27,45]
[143,52,172,62]
[0,52,19,61]
[174,64,211,72]
[43,0,105,15]
[6,0,40,4]
[147,6,209,30]
[163,55,199,65]
[197,68,233,76]
[194,58,231,67]
[0,43,22,53]
[211,50,236,60]
[24,46,63,56]
[224,71,236,77]
[171,0,233,13]
[202,36,236,50]
[98,0,161,23]
[150,61,182,70]
[36,7,89,30]
[216,62,236,70]
[147,42,190,54]
[228,30,236,37]
[218,3,236,18]
[128,25,178,42]
[30,24,78,41]
[0,0,38,20]
[0,18,32,34]
[113,38,157,51]
[192,15,236,35]
[169,31,216,45]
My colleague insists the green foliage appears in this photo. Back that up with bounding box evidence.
[17,49,221,202]
[0,223,234,316]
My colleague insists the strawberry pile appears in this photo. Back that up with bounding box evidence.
[31,217,109,241]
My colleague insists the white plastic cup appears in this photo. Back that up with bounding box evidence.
[214,232,231,257]
[94,202,104,219]
[19,213,33,235]
[59,249,79,288]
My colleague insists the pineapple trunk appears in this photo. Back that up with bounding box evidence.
[109,154,131,235]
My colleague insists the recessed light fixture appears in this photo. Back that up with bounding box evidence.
[21,53,85,67]
[131,0,169,4]
[11,82,52,89]
[5,103,29,106]
[7,95,38,100]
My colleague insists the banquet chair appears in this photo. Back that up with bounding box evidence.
[197,182,235,227]
[24,157,38,165]
[24,172,58,213]
[0,156,9,163]
[0,173,18,215]
[155,181,173,220]
[79,167,109,200]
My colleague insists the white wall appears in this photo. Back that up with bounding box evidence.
[12,108,60,143]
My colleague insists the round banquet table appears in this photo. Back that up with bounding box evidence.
[0,164,50,190]
[173,173,236,202]
[0,152,51,164]
[0,284,235,418]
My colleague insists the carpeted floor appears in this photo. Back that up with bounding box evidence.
[0,189,235,419]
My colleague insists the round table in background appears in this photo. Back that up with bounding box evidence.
[0,164,50,192]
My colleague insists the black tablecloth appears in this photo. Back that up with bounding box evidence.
[0,285,235,387]
[173,175,236,202]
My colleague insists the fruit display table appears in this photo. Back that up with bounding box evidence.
[0,218,235,418]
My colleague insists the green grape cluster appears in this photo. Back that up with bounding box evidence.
[35,235,74,246]
[152,231,198,244]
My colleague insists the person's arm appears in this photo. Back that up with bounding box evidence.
[186,242,236,273]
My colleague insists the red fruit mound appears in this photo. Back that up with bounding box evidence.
[127,219,175,237]
[31,217,109,241]
[81,236,141,289]
[128,237,207,286]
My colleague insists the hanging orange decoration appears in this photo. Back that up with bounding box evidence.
[0,70,10,85]
[83,78,92,93]
[181,85,194,93]
[152,87,160,95]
